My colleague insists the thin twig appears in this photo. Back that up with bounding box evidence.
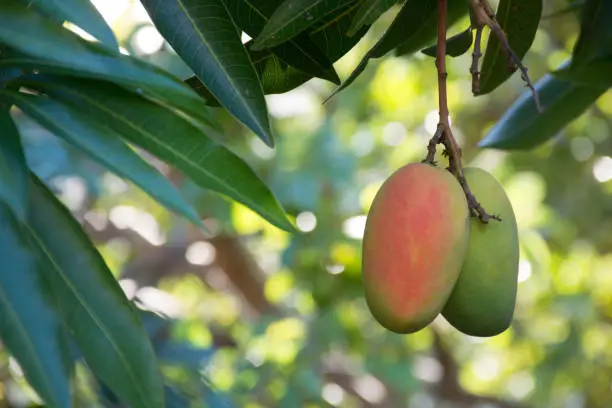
[422,124,444,165]
[469,0,543,112]
[436,0,499,223]
[470,26,484,95]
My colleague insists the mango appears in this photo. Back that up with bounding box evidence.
[442,167,519,337]
[362,163,470,334]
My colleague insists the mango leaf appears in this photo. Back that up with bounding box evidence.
[393,0,468,56]
[554,56,612,87]
[186,42,311,105]
[0,204,71,408]
[26,174,165,408]
[22,0,118,50]
[0,91,204,228]
[156,342,215,367]
[0,3,215,129]
[0,109,28,221]
[20,76,295,232]
[189,2,367,103]
[222,0,339,84]
[570,0,612,68]
[477,0,543,95]
[248,45,312,93]
[348,0,399,36]
[330,0,468,98]
[309,1,371,62]
[421,28,473,58]
[252,0,356,50]
[140,0,274,147]
[478,61,607,150]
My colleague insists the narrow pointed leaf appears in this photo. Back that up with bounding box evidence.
[348,0,398,36]
[554,56,612,87]
[223,0,339,83]
[252,0,356,50]
[0,109,28,221]
[330,0,467,98]
[478,0,543,95]
[0,91,203,228]
[0,204,71,408]
[309,1,370,62]
[0,3,215,129]
[393,0,468,57]
[0,54,217,131]
[20,77,295,232]
[570,0,612,68]
[22,0,118,50]
[140,0,274,147]
[421,28,473,58]
[479,61,607,150]
[190,2,367,102]
[26,174,165,408]
[270,36,340,83]
[186,43,311,105]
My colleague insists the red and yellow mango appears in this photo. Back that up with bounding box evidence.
[362,163,470,333]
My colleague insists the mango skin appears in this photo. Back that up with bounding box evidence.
[362,163,470,334]
[442,167,519,337]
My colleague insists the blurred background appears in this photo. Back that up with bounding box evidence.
[3,0,612,407]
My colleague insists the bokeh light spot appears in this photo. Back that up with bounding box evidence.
[593,156,612,182]
[296,211,317,232]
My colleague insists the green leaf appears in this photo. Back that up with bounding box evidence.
[0,2,215,129]
[330,0,468,98]
[309,1,371,62]
[553,56,612,87]
[140,0,274,147]
[0,204,71,408]
[190,2,367,102]
[0,52,217,131]
[348,0,398,36]
[570,0,612,68]
[22,0,118,50]
[0,109,28,221]
[477,0,543,95]
[252,0,356,50]
[249,45,312,94]
[26,174,165,408]
[185,42,311,105]
[393,0,468,56]
[478,61,607,150]
[421,28,473,58]
[20,76,296,232]
[222,0,340,84]
[0,91,204,228]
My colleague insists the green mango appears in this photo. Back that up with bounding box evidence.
[442,167,519,337]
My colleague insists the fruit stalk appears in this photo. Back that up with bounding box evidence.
[432,0,499,224]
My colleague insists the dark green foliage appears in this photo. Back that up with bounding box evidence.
[328,0,468,99]
[421,28,474,58]
[0,0,611,406]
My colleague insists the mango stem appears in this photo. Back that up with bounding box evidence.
[431,0,500,224]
